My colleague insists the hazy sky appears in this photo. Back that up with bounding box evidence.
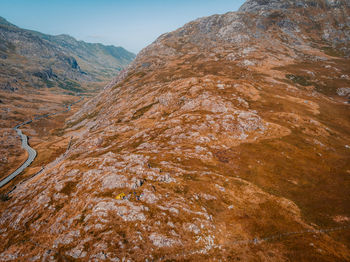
[1,0,245,53]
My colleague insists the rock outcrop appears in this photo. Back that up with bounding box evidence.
[0,17,135,93]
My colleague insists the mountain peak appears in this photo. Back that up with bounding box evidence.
[0,16,17,27]
[55,34,76,40]
[0,18,135,92]
[239,0,348,13]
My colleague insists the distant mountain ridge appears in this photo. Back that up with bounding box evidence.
[0,16,135,93]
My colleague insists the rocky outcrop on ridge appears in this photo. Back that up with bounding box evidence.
[0,17,135,93]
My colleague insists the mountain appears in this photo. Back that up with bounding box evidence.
[0,17,135,180]
[0,17,135,93]
[1,0,350,261]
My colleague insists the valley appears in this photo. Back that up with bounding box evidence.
[0,16,135,194]
[0,90,85,189]
[0,94,84,188]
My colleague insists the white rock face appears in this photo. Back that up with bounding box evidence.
[149,233,179,247]
[101,174,128,190]
[53,230,81,248]
[66,245,87,259]
[141,189,159,204]
[241,59,256,66]
[218,20,251,43]
[93,201,146,222]
[336,87,350,96]
[239,0,345,13]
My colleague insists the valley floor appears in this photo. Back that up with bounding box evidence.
[0,88,86,193]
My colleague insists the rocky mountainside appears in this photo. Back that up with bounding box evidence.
[1,0,350,261]
[0,17,135,93]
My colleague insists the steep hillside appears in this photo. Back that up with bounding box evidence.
[0,17,135,93]
[1,0,350,261]
[0,17,135,181]
[31,33,136,81]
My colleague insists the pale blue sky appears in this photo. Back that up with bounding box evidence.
[1,0,245,53]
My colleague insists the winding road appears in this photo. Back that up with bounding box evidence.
[0,127,37,188]
[0,97,83,188]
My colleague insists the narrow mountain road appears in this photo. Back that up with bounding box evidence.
[0,127,37,188]
[0,97,84,188]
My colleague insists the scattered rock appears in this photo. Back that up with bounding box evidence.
[149,233,179,247]
[337,88,350,97]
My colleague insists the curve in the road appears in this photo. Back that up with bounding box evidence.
[0,97,84,188]
[0,128,37,188]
